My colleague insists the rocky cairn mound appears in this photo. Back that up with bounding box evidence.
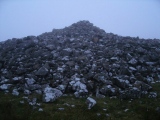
[0,20,160,103]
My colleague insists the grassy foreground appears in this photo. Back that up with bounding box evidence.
[0,83,160,120]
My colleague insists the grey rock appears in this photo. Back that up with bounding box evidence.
[12,89,19,96]
[70,80,88,98]
[148,92,157,98]
[35,90,42,95]
[12,77,20,82]
[42,86,63,102]
[146,76,154,83]
[71,105,75,108]
[66,61,75,67]
[11,76,23,84]
[128,58,137,65]
[36,67,48,76]
[129,67,137,71]
[124,109,129,112]
[134,81,152,91]
[86,97,96,109]
[56,84,67,93]
[106,114,110,117]
[113,77,130,89]
[46,45,55,50]
[96,86,105,98]
[110,57,119,62]
[58,108,65,111]
[100,85,117,96]
[156,107,160,113]
[24,89,31,95]
[103,108,107,111]
[38,108,43,111]
[120,87,141,99]
[0,84,12,90]
[20,100,25,104]
[27,84,42,91]
[97,113,101,116]
[157,68,160,71]
[93,73,108,83]
[29,98,37,106]
[0,79,9,84]
[25,78,36,85]
[146,62,156,66]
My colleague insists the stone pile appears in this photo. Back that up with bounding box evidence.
[0,20,160,104]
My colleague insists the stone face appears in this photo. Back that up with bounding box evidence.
[86,97,96,109]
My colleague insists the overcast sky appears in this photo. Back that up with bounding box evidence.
[0,0,160,41]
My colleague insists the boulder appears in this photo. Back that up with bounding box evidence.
[133,81,152,91]
[24,89,31,95]
[25,78,36,85]
[12,77,21,84]
[26,84,41,91]
[56,84,67,93]
[29,98,37,106]
[96,86,105,98]
[12,88,19,96]
[36,67,48,76]
[93,73,108,84]
[112,77,130,89]
[100,85,117,96]
[35,90,42,95]
[42,86,63,102]
[148,92,157,98]
[86,97,96,109]
[110,57,119,62]
[123,87,141,99]
[0,79,9,84]
[129,67,137,71]
[69,80,88,97]
[128,58,137,65]
[0,84,12,90]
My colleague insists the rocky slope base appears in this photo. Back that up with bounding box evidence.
[0,21,160,104]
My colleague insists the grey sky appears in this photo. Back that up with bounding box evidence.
[0,0,160,41]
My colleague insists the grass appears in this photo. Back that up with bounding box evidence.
[0,83,160,120]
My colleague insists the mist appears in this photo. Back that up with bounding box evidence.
[0,0,160,41]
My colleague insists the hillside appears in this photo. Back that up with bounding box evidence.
[0,20,160,119]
